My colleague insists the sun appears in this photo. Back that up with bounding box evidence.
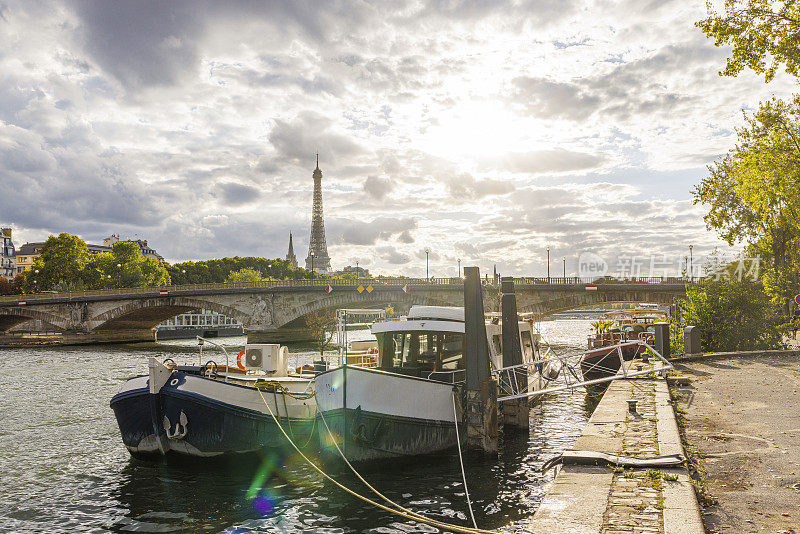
[418,99,536,163]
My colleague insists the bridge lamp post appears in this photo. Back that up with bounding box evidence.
[425,248,430,281]
[356,260,359,280]
[310,252,315,276]
[546,246,550,283]
[688,245,693,283]
[562,257,566,279]
[457,258,461,278]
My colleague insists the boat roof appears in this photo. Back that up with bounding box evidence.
[406,306,464,322]
[371,319,464,335]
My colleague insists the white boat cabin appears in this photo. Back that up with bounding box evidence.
[370,306,539,380]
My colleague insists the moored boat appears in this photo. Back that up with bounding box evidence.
[580,304,668,381]
[315,305,549,462]
[111,340,318,459]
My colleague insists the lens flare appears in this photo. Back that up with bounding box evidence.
[252,490,275,516]
[246,454,277,500]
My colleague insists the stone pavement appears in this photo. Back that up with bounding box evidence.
[517,378,703,534]
[674,354,800,533]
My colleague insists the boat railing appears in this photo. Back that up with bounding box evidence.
[285,351,379,374]
[196,336,231,382]
[426,369,466,384]
[493,340,673,402]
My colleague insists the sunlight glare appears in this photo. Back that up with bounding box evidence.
[420,100,533,162]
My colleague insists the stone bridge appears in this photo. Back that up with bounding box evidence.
[0,277,686,345]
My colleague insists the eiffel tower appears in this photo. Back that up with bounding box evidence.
[304,154,331,273]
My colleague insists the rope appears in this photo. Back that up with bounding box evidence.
[253,379,315,400]
[316,406,487,531]
[255,388,495,534]
[452,391,478,529]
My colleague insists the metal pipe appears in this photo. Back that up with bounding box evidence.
[197,336,231,382]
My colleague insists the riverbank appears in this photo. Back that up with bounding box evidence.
[516,377,703,534]
[672,353,800,533]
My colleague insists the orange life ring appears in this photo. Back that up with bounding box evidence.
[237,349,246,370]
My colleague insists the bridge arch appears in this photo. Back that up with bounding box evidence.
[0,307,67,332]
[88,297,249,332]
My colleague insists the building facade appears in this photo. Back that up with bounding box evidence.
[304,155,332,273]
[15,242,42,274]
[1,228,16,281]
[103,235,164,261]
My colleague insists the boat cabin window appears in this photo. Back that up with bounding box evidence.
[376,332,464,374]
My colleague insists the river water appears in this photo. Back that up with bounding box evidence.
[0,319,597,533]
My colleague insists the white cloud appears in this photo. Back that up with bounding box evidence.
[0,0,789,277]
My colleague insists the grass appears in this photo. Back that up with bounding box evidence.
[668,382,718,507]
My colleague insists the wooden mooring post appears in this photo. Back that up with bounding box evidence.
[463,266,498,454]
[500,277,529,429]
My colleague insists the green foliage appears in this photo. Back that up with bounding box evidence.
[694,95,800,312]
[669,322,685,355]
[22,233,90,292]
[167,257,323,284]
[86,242,171,289]
[697,0,800,82]
[0,275,24,295]
[591,319,614,332]
[678,262,783,352]
[22,235,170,292]
[225,268,264,284]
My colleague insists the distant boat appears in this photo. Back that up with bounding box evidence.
[581,304,668,381]
[156,310,244,340]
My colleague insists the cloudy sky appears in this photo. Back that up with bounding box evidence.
[0,0,795,278]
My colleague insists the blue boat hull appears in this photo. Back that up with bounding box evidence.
[110,371,314,459]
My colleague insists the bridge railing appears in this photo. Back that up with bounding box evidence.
[513,276,686,285]
[0,276,686,303]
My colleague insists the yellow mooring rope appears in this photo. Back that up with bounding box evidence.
[315,400,486,532]
[256,387,495,534]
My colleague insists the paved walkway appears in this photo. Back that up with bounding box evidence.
[674,354,800,533]
[517,378,703,534]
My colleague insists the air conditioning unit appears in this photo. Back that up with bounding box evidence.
[244,344,288,377]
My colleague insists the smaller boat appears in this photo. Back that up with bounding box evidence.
[110,338,319,459]
[581,304,668,381]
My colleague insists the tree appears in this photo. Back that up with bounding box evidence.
[678,263,783,352]
[304,310,338,356]
[697,0,800,82]
[225,268,264,284]
[22,233,89,292]
[0,275,24,295]
[87,242,171,289]
[694,95,800,313]
[167,257,324,285]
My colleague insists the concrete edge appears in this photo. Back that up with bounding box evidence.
[515,466,613,534]
[655,379,705,534]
